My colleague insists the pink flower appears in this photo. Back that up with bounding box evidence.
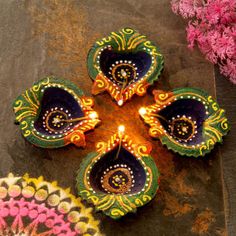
[179,0,196,18]
[220,59,236,84]
[171,0,236,84]
[186,23,199,48]
[197,32,218,63]
[171,0,204,18]
[214,32,235,59]
[171,0,181,14]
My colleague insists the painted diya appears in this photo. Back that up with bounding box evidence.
[76,126,160,219]
[0,173,102,236]
[139,88,230,157]
[87,27,164,106]
[13,77,100,148]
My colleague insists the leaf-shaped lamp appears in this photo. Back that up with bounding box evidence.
[87,27,164,106]
[139,88,230,157]
[13,77,100,148]
[76,126,160,219]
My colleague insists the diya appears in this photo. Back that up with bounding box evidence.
[13,77,100,148]
[87,27,164,106]
[139,88,230,157]
[76,126,160,220]
[0,173,102,236]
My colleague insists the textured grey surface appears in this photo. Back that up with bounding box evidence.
[0,0,234,235]
[215,68,236,235]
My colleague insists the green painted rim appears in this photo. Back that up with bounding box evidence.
[162,88,230,157]
[140,87,230,157]
[13,77,99,148]
[87,27,164,104]
[76,135,159,219]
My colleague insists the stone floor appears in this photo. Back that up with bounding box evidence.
[0,0,235,235]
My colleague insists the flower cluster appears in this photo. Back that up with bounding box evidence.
[171,0,236,84]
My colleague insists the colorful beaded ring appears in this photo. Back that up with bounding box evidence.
[13,77,100,148]
[87,27,164,106]
[0,173,102,235]
[139,88,230,157]
[76,126,159,219]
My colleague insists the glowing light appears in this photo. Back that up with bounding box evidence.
[118,125,125,133]
[139,107,147,116]
[117,100,123,106]
[88,112,98,119]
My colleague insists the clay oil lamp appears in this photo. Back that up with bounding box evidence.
[13,77,100,148]
[139,88,230,157]
[76,126,160,219]
[87,27,164,106]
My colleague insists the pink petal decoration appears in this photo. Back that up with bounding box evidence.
[171,0,236,84]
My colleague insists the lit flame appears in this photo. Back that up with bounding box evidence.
[139,107,147,116]
[88,112,98,119]
[117,100,123,106]
[118,125,125,133]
